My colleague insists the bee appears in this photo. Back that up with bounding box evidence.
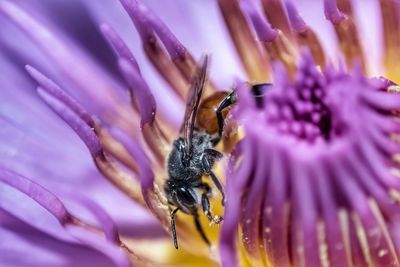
[165,55,272,249]
[164,55,224,249]
[196,83,271,136]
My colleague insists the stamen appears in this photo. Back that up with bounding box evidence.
[96,128,140,174]
[262,146,290,267]
[100,22,179,138]
[137,2,219,94]
[285,2,326,68]
[72,195,121,244]
[369,199,399,266]
[314,163,349,267]
[100,23,141,73]
[324,0,366,71]
[336,0,352,16]
[0,168,70,224]
[240,0,278,42]
[324,0,345,24]
[218,0,271,82]
[65,224,133,267]
[37,87,103,157]
[227,50,400,266]
[36,85,143,204]
[109,127,169,228]
[0,1,124,115]
[108,128,153,194]
[220,118,256,267]
[25,65,95,128]
[388,85,400,94]
[284,1,307,33]
[0,168,139,265]
[94,155,144,205]
[118,59,156,128]
[119,0,187,98]
[290,162,320,267]
[260,0,294,42]
[241,0,297,75]
[118,58,167,165]
[27,66,140,174]
[379,0,400,82]
[136,2,186,61]
[240,138,269,265]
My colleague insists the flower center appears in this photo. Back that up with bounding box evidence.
[265,66,338,144]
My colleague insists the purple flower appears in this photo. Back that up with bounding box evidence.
[1,0,400,267]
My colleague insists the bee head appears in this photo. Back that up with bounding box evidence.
[165,181,199,214]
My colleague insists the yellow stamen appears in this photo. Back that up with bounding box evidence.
[262,31,298,76]
[96,128,140,174]
[144,41,188,99]
[218,0,271,83]
[295,28,326,69]
[173,52,219,96]
[380,0,400,83]
[261,0,295,43]
[332,17,366,72]
[94,154,144,204]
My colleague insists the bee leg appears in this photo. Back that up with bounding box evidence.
[251,83,272,108]
[170,207,180,249]
[201,193,223,224]
[215,91,237,137]
[194,213,211,247]
[202,150,225,206]
[204,148,223,160]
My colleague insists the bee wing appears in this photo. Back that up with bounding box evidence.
[181,55,209,155]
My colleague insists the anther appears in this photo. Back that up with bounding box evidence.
[285,1,325,68]
[218,0,271,82]
[324,0,366,71]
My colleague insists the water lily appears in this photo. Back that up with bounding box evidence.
[1,0,400,267]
